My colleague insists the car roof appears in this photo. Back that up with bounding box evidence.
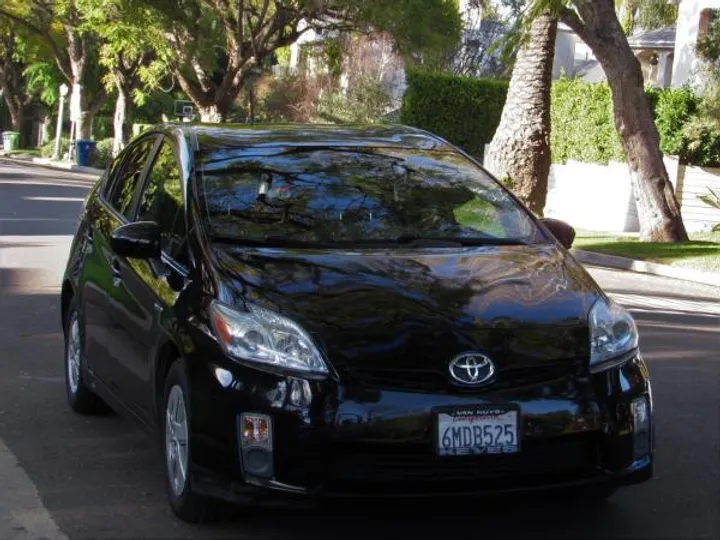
[154,123,454,153]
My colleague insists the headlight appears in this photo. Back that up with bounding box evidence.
[210,301,328,374]
[589,297,639,371]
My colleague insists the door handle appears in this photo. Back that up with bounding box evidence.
[111,258,122,287]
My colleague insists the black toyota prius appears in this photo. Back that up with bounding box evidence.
[61,124,653,522]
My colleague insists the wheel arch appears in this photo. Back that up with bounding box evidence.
[61,279,75,333]
[154,340,182,423]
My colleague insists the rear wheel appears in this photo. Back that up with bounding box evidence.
[162,359,213,523]
[64,300,102,414]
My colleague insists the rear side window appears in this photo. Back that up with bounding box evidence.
[107,138,156,218]
[137,140,187,264]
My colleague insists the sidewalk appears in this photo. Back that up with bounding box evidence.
[572,249,720,288]
[0,153,103,178]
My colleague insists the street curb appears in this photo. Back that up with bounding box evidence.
[32,157,104,177]
[572,249,720,288]
[0,156,102,180]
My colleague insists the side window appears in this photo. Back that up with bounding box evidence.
[107,138,156,218]
[103,153,124,198]
[137,140,187,265]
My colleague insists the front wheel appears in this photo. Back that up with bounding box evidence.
[162,359,213,523]
[64,301,102,414]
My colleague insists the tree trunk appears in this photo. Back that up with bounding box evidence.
[6,99,24,133]
[198,104,225,123]
[562,1,688,242]
[113,77,130,156]
[485,13,557,217]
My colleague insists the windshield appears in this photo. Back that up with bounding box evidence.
[197,146,545,246]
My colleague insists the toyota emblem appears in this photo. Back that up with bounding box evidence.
[448,353,495,385]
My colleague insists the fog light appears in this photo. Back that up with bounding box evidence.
[238,413,274,479]
[243,448,274,478]
[240,413,272,450]
[632,397,651,459]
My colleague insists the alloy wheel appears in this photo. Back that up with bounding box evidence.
[165,385,189,497]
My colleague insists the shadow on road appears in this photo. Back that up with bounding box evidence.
[0,169,89,236]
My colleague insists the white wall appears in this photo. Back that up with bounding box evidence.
[541,157,720,233]
[672,0,720,87]
[544,161,640,232]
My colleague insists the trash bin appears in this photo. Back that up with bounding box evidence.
[2,131,20,152]
[75,139,97,167]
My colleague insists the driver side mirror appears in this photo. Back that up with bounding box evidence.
[111,221,161,259]
[540,218,575,250]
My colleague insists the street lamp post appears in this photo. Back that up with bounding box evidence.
[52,84,69,161]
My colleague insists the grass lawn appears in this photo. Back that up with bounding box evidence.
[573,230,720,273]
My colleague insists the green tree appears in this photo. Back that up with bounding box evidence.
[138,0,460,122]
[78,0,166,154]
[0,20,36,135]
[616,0,677,35]
[0,0,109,140]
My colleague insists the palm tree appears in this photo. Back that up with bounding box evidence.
[487,0,686,241]
[485,10,558,217]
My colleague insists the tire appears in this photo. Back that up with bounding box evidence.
[64,299,102,414]
[162,359,213,523]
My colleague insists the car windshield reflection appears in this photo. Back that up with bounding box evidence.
[198,147,545,247]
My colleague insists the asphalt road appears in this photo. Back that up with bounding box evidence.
[0,161,718,540]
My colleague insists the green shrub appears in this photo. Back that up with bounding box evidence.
[647,86,699,156]
[39,137,70,158]
[400,70,508,158]
[89,138,114,169]
[681,117,720,167]
[317,76,393,124]
[551,78,624,164]
[551,78,707,165]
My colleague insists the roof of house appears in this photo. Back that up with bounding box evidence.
[627,26,676,50]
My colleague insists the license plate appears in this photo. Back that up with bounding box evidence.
[436,405,520,456]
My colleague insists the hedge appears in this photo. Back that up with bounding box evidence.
[402,71,720,167]
[400,70,508,158]
[551,78,624,164]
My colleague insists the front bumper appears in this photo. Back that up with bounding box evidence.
[187,350,654,502]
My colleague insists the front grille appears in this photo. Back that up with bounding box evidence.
[325,434,598,494]
[347,361,578,394]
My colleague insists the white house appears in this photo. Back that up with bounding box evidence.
[671,0,720,87]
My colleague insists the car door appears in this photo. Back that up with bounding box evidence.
[105,137,190,422]
[83,135,159,394]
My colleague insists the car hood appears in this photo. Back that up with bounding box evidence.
[211,244,602,383]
